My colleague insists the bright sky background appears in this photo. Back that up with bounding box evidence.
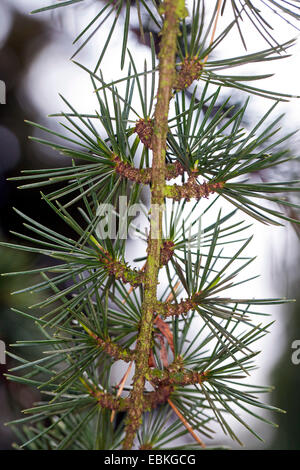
[1,0,300,448]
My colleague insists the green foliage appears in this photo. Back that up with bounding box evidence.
[2,0,300,450]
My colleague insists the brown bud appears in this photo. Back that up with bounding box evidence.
[174,57,203,91]
[160,240,175,266]
[134,118,154,149]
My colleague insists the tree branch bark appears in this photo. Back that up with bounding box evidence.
[122,0,183,449]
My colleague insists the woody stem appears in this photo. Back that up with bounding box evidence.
[122,0,181,450]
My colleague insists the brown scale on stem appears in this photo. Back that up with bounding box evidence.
[165,175,224,201]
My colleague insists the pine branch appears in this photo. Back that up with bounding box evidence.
[3,0,300,451]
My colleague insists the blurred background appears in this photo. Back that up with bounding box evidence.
[0,0,299,450]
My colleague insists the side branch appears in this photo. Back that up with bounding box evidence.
[92,389,129,411]
[164,176,224,201]
[147,367,208,387]
[89,384,175,412]
[113,155,184,184]
[99,251,144,286]
[85,328,135,362]
[156,293,202,317]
